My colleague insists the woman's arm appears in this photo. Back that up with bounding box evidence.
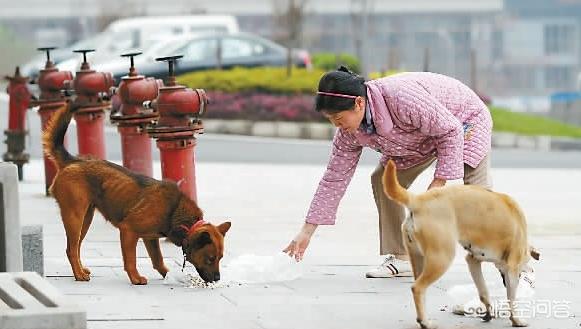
[305,128,363,225]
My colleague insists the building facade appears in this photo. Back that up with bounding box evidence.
[2,0,581,98]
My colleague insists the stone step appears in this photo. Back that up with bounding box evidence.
[0,272,85,329]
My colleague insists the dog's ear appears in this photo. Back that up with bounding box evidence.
[217,221,231,236]
[191,231,212,250]
[530,247,540,261]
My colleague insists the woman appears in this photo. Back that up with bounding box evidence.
[283,66,494,278]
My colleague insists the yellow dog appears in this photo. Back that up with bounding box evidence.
[382,160,539,328]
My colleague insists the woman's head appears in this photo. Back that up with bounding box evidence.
[316,66,367,132]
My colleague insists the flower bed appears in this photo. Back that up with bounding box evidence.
[204,91,324,122]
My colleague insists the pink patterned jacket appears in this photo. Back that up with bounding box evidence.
[306,72,492,225]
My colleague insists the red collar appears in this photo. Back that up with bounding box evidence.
[180,219,207,237]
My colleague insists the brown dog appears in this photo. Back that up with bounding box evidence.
[382,160,539,328]
[43,102,230,285]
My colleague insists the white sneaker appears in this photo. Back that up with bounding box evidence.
[365,254,413,278]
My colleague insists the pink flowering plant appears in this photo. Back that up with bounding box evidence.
[177,67,327,122]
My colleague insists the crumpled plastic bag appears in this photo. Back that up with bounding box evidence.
[220,252,303,283]
[447,277,535,316]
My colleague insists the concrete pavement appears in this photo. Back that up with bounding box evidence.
[13,158,581,329]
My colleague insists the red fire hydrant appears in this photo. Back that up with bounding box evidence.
[30,47,74,194]
[144,56,207,201]
[109,52,163,176]
[3,67,31,180]
[64,49,115,160]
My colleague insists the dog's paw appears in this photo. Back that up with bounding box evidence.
[74,271,91,282]
[130,275,148,285]
[82,267,91,275]
[510,317,528,327]
[417,319,437,329]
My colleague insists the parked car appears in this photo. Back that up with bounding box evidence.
[88,32,312,81]
[20,15,240,79]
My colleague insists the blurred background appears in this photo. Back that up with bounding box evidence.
[1,0,581,142]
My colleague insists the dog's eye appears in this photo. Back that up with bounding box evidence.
[207,256,216,264]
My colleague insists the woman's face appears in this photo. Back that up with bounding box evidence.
[322,96,366,133]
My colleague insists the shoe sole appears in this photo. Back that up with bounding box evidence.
[365,272,413,278]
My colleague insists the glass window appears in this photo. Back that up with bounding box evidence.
[545,66,572,89]
[109,29,140,51]
[491,30,503,60]
[190,26,228,34]
[221,38,266,59]
[177,38,219,62]
[544,24,575,55]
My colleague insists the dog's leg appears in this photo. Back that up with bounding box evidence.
[412,246,455,329]
[53,176,91,282]
[78,205,95,276]
[465,254,493,321]
[402,224,424,279]
[408,246,424,280]
[60,206,91,282]
[143,238,169,278]
[504,269,528,327]
[120,229,148,285]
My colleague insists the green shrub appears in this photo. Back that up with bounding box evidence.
[177,67,325,94]
[312,53,361,74]
[490,107,581,138]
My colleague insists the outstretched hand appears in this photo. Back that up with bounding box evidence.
[283,223,318,262]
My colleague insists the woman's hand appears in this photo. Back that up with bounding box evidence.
[283,223,318,262]
[427,177,446,190]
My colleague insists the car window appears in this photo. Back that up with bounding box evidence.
[221,37,266,59]
[177,38,219,62]
[109,29,140,52]
[190,26,228,34]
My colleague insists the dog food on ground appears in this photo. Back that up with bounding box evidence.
[164,270,236,289]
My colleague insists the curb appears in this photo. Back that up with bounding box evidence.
[203,119,336,140]
[202,119,581,151]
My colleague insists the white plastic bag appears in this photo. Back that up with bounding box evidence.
[221,252,303,283]
[447,278,535,316]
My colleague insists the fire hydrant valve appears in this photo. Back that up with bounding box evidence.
[3,66,32,180]
[32,47,74,107]
[142,54,209,201]
[109,51,162,177]
[32,46,74,193]
[67,48,114,160]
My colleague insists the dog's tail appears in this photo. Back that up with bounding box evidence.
[42,103,77,169]
[382,160,414,207]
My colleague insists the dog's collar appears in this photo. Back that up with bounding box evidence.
[180,219,206,272]
[180,219,207,237]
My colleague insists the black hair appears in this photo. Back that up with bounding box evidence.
[315,65,366,113]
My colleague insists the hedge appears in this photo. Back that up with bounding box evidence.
[177,67,325,94]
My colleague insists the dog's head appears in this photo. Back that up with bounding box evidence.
[182,221,231,283]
